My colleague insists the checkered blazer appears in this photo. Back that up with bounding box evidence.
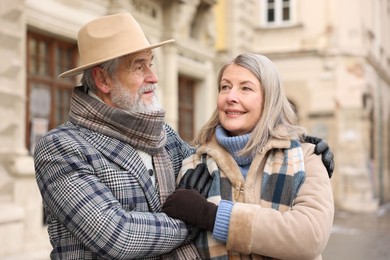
[34,122,197,259]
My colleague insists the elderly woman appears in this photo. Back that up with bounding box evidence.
[162,53,334,260]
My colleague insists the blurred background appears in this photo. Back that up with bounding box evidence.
[0,0,389,259]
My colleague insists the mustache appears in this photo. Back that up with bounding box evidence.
[139,84,157,94]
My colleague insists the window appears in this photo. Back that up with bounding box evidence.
[26,32,78,154]
[178,76,195,143]
[262,0,294,26]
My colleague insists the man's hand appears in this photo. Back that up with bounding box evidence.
[178,163,212,196]
[162,189,217,232]
[304,135,334,178]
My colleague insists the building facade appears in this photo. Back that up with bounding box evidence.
[0,0,389,258]
[215,0,390,212]
[0,0,218,257]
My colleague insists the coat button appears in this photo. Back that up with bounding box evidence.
[148,169,154,176]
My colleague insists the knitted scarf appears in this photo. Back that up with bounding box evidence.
[68,87,200,259]
[69,87,167,155]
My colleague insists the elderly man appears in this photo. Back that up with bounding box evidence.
[34,13,203,259]
[34,12,334,260]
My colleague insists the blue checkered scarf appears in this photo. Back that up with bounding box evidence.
[180,137,305,259]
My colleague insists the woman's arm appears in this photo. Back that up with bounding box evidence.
[227,143,334,259]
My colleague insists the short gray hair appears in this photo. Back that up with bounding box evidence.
[80,57,122,92]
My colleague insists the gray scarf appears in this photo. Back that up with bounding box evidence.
[69,87,167,155]
[68,86,201,259]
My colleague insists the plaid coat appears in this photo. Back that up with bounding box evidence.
[34,122,199,259]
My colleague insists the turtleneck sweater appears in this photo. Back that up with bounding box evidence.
[215,125,252,178]
[213,126,253,243]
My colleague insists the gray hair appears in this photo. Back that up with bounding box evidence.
[193,53,306,156]
[80,57,122,92]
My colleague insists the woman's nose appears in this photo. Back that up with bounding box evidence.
[226,88,239,103]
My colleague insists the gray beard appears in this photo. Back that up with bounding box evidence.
[111,82,162,113]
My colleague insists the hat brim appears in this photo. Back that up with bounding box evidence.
[59,39,175,78]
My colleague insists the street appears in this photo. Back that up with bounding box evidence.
[323,204,390,260]
[4,205,390,260]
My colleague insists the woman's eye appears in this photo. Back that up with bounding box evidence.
[220,85,229,90]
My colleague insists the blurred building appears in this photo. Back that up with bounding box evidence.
[0,0,388,258]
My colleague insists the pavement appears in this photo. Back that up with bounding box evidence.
[3,204,390,260]
[322,203,390,260]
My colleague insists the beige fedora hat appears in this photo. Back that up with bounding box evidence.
[59,12,174,78]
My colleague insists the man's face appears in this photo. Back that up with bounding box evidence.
[110,50,162,112]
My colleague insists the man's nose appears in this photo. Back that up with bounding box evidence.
[145,67,158,83]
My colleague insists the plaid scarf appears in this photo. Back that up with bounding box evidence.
[69,87,200,259]
[69,87,167,155]
[180,137,305,259]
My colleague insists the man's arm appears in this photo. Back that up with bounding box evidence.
[34,131,189,259]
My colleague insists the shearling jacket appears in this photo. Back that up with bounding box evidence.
[180,136,334,260]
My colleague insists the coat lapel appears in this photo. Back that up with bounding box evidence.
[83,130,162,212]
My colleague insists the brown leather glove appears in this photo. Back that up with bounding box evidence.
[162,189,217,232]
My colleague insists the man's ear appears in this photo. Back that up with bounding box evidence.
[92,66,111,93]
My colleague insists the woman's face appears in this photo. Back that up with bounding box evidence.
[217,63,263,136]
